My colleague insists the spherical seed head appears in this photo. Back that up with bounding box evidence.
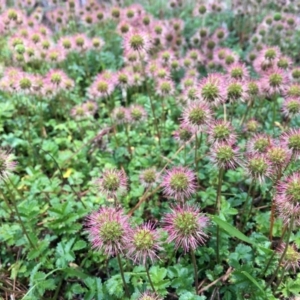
[264,48,277,60]
[173,123,193,143]
[208,120,236,145]
[182,101,212,133]
[198,4,207,14]
[70,104,86,120]
[155,67,169,79]
[83,101,98,116]
[216,48,226,60]
[138,291,163,300]
[292,68,300,80]
[86,207,131,256]
[181,77,194,89]
[227,81,246,101]
[128,223,161,265]
[224,54,236,66]
[199,74,226,106]
[111,107,129,124]
[287,84,300,97]
[270,73,283,86]
[215,28,227,40]
[205,39,216,51]
[111,7,120,18]
[266,145,291,170]
[275,173,300,226]
[124,31,150,53]
[140,168,159,188]
[273,12,281,21]
[19,77,32,90]
[130,35,143,50]
[197,28,206,39]
[246,154,272,183]
[0,150,17,181]
[248,52,257,62]
[156,79,174,96]
[281,129,300,156]
[247,134,272,154]
[277,243,300,272]
[282,97,300,118]
[96,169,127,198]
[246,80,261,99]
[211,142,241,169]
[128,105,147,124]
[162,167,197,201]
[244,119,260,133]
[163,204,209,253]
[277,56,292,70]
[97,80,108,93]
[261,68,287,96]
[227,63,249,81]
[180,86,197,102]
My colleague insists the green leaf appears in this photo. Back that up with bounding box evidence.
[210,215,254,245]
[64,267,89,280]
[73,240,87,251]
[237,270,266,296]
[179,292,206,300]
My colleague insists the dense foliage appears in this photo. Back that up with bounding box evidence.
[1,0,300,299]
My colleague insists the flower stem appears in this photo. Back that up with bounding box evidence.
[139,52,161,146]
[145,263,155,293]
[3,181,36,250]
[148,90,161,146]
[117,254,129,298]
[223,103,227,122]
[239,100,253,127]
[215,168,224,264]
[215,168,224,214]
[194,134,198,175]
[272,98,277,136]
[125,125,132,159]
[267,216,294,289]
[274,263,288,291]
[190,249,199,295]
[240,180,254,229]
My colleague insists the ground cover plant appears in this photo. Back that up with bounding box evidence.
[1,0,300,299]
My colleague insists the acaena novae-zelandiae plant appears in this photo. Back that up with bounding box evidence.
[4,0,300,299]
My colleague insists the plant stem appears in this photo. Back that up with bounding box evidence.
[145,263,155,293]
[161,96,166,138]
[3,181,36,250]
[274,263,287,292]
[139,52,161,146]
[240,181,254,228]
[215,168,224,264]
[215,169,224,214]
[117,254,129,298]
[148,88,161,146]
[37,147,87,209]
[194,134,198,175]
[272,98,277,136]
[267,216,294,288]
[239,100,253,127]
[261,250,276,277]
[270,173,282,241]
[124,125,132,159]
[190,249,199,295]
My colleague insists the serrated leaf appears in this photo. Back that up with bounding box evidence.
[179,292,206,300]
[73,240,87,251]
[64,267,89,280]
